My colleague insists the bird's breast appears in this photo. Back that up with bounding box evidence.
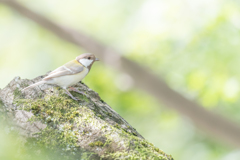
[50,67,89,88]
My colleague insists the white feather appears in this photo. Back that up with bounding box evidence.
[79,59,93,67]
[47,67,89,88]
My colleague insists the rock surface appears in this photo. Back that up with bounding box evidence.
[0,74,173,160]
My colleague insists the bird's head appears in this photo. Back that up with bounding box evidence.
[76,53,99,68]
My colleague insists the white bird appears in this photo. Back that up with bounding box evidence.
[22,53,99,100]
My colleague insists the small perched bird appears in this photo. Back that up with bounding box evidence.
[22,53,99,100]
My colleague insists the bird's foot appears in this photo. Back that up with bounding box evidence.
[64,89,79,101]
[69,87,87,96]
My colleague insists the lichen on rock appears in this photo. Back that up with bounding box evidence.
[0,75,174,160]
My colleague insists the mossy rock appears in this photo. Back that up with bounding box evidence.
[0,76,173,160]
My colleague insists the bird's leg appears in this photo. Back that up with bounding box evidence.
[64,88,79,101]
[69,87,87,96]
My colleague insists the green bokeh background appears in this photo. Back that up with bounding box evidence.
[1,0,240,159]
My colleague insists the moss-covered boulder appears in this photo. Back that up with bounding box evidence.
[0,75,173,160]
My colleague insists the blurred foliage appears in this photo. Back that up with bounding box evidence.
[0,122,95,160]
[1,0,240,159]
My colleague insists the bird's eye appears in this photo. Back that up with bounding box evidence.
[88,57,91,59]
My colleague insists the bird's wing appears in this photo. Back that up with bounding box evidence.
[43,60,84,80]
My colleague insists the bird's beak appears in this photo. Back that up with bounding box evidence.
[95,58,100,61]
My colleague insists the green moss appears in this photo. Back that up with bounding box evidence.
[13,88,23,99]
[71,91,90,103]
[0,99,3,107]
[97,114,103,119]
[102,131,173,160]
[114,123,121,129]
[99,120,173,160]
[14,88,173,160]
[89,141,104,147]
[103,111,112,117]
[106,112,112,117]
[15,90,97,159]
[20,82,29,88]
[0,99,5,122]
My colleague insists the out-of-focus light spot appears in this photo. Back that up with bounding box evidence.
[115,73,134,91]
[201,90,219,108]
[223,78,239,99]
[187,71,207,91]
[138,0,167,33]
[230,10,240,29]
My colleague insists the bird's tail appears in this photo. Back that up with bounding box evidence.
[22,81,46,91]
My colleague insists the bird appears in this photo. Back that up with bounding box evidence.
[22,53,99,100]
